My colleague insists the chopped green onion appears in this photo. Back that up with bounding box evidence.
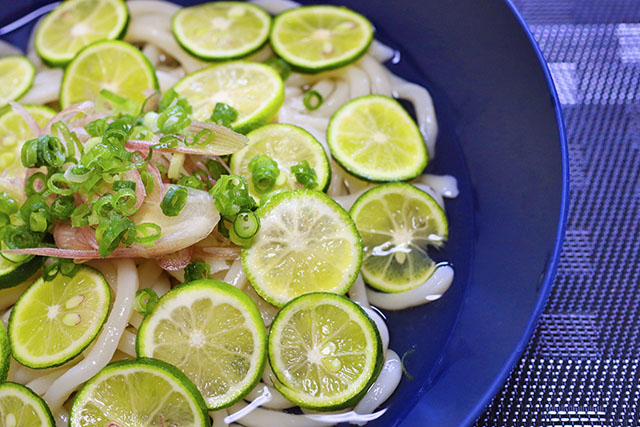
[185,129,215,147]
[29,211,48,232]
[42,260,60,282]
[96,213,135,257]
[2,225,44,250]
[59,258,80,277]
[135,223,161,245]
[177,175,205,190]
[0,213,9,227]
[159,88,192,114]
[113,188,138,216]
[209,175,257,219]
[70,204,90,227]
[161,186,188,217]
[64,164,92,183]
[98,89,140,116]
[43,258,79,281]
[140,170,154,195]
[233,211,260,239]
[290,160,318,189]
[52,121,81,159]
[229,226,254,248]
[0,193,18,216]
[153,135,181,151]
[25,172,47,196]
[21,135,67,168]
[134,288,159,316]
[217,218,231,238]
[249,154,280,194]
[85,118,107,137]
[210,102,238,128]
[130,125,153,141]
[184,260,210,283]
[157,105,191,134]
[92,194,114,218]
[400,349,415,381]
[112,180,136,191]
[264,57,291,80]
[51,196,75,221]
[303,90,323,110]
[47,173,74,196]
[205,158,228,180]
[192,170,210,187]
[19,195,49,225]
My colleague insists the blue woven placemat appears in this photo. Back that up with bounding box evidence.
[476,1,640,426]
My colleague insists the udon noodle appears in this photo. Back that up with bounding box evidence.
[0,0,458,425]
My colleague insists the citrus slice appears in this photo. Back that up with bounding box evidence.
[270,5,373,73]
[350,183,448,292]
[70,358,210,427]
[9,266,111,368]
[173,2,271,60]
[136,279,267,410]
[173,61,284,134]
[0,323,9,382]
[60,40,158,109]
[35,0,129,66]
[242,190,362,307]
[327,95,428,182]
[0,56,35,107]
[0,105,56,183]
[0,256,44,290]
[230,124,331,198]
[268,292,382,410]
[0,382,54,427]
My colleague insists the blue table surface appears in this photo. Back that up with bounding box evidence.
[478,0,640,425]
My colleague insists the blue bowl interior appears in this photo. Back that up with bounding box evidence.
[0,1,568,426]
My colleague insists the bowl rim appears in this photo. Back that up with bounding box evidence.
[459,1,570,424]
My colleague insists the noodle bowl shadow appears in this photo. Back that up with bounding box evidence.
[2,0,568,426]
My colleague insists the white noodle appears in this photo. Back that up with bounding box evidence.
[20,68,63,105]
[129,312,143,329]
[157,70,180,92]
[360,55,392,97]
[369,40,396,63]
[353,350,402,422]
[54,408,68,427]
[310,79,335,100]
[152,274,171,296]
[244,284,279,327]
[245,382,294,409]
[142,43,161,67]
[26,367,68,396]
[211,409,230,427]
[348,274,370,308]
[391,75,439,159]
[249,0,300,14]
[414,174,459,198]
[127,0,181,17]
[224,259,247,288]
[367,265,454,310]
[117,329,137,357]
[413,182,445,210]
[43,259,138,410]
[362,307,389,353]
[137,259,164,286]
[26,17,45,70]
[346,66,371,99]
[0,307,11,328]
[0,39,22,57]
[312,79,349,118]
[125,19,207,73]
[229,401,334,427]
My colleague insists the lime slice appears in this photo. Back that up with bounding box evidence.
[9,266,111,368]
[173,2,271,61]
[270,5,373,73]
[0,56,35,107]
[327,95,428,182]
[60,40,158,109]
[268,292,382,410]
[173,61,283,134]
[242,190,362,307]
[350,183,448,293]
[230,124,331,198]
[137,280,267,410]
[0,105,56,183]
[0,323,9,382]
[70,358,210,427]
[0,256,44,290]
[0,382,54,427]
[35,0,129,67]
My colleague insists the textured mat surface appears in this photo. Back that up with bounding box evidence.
[476,1,640,426]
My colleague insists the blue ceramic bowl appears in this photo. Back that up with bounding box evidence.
[1,1,568,425]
